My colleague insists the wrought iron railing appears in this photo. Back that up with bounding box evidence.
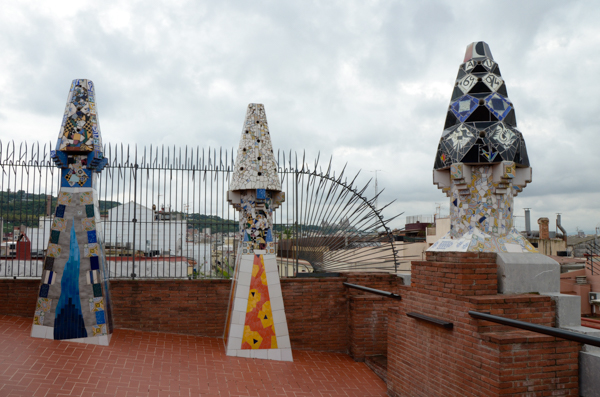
[0,141,404,279]
[586,240,600,275]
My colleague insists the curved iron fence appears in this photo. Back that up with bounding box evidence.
[0,141,404,279]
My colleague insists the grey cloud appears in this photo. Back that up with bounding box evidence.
[0,0,599,233]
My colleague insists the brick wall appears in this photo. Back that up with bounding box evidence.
[282,277,349,352]
[281,273,402,354]
[0,279,39,317]
[0,272,403,356]
[386,251,579,397]
[412,251,498,297]
[349,295,394,361]
[483,332,579,394]
[110,279,231,336]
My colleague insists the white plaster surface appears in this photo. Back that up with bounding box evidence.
[234,297,248,312]
[230,324,244,339]
[232,310,246,325]
[270,296,284,311]
[236,349,251,358]
[30,324,49,338]
[98,334,111,346]
[274,321,289,337]
[251,349,269,359]
[226,347,293,362]
[227,337,242,351]
[268,349,282,361]
[238,270,251,286]
[266,271,280,286]
[277,335,291,349]
[272,309,286,324]
[281,348,293,362]
[263,260,278,274]
[269,283,283,299]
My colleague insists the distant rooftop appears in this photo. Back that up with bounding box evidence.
[567,235,598,246]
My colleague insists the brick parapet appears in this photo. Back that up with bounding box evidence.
[348,295,394,361]
[425,251,497,263]
[0,279,39,317]
[386,251,579,397]
[0,272,404,356]
[412,259,498,297]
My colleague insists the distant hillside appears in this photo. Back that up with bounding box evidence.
[186,213,238,234]
[0,190,120,232]
[0,190,328,235]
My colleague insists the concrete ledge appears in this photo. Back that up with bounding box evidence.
[496,253,560,294]
[580,350,600,397]
[563,326,600,356]
[563,326,600,338]
[542,293,581,327]
[397,273,411,287]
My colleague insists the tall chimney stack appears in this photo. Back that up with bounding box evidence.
[556,213,567,242]
[538,217,550,240]
[525,208,531,237]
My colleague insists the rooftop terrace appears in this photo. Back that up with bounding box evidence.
[0,315,386,397]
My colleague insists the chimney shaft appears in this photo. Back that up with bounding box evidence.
[525,208,531,236]
[556,214,567,242]
[538,217,550,240]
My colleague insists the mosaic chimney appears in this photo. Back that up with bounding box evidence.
[31,79,113,345]
[224,103,292,362]
[428,42,536,253]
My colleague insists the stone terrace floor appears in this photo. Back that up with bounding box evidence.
[0,315,387,397]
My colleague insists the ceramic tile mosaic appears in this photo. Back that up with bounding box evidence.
[229,104,281,191]
[435,41,528,170]
[225,104,292,362]
[51,79,108,172]
[242,254,278,349]
[31,79,113,346]
[428,227,538,253]
[430,43,535,254]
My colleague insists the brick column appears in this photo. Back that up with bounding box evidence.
[538,217,550,240]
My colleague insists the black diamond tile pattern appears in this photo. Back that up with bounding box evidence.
[434,42,530,170]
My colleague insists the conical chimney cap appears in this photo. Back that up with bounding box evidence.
[51,79,107,172]
[463,41,494,62]
[229,104,281,192]
[433,43,529,170]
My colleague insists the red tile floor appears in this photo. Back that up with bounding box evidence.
[0,315,387,397]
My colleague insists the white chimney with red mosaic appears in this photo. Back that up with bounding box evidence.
[223,104,292,361]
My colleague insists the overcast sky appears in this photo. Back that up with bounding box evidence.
[1,0,599,235]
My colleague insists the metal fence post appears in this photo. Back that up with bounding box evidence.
[295,170,299,276]
[131,163,138,279]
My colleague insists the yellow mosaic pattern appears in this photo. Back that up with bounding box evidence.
[241,255,277,350]
[79,191,94,204]
[47,244,62,258]
[52,218,68,232]
[81,217,96,231]
[84,243,99,257]
[57,192,73,205]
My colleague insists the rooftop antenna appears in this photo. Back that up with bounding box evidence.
[370,170,382,209]
[434,203,442,220]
